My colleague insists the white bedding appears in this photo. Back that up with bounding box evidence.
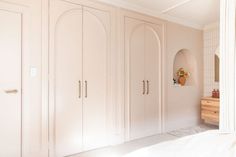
[123,130,236,157]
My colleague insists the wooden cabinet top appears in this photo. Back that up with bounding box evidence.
[202,97,220,102]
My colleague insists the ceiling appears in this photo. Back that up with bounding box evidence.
[97,0,220,29]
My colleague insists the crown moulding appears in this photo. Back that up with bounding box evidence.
[96,0,206,30]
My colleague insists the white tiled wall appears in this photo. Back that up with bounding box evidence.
[203,24,219,96]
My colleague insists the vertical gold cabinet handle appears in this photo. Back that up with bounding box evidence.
[146,80,149,95]
[79,81,81,98]
[85,81,88,98]
[142,80,145,95]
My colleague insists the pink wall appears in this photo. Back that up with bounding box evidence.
[164,22,203,131]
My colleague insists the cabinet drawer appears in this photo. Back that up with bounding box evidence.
[201,104,219,112]
[201,110,219,122]
[201,100,219,107]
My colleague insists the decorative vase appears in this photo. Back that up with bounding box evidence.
[178,76,186,86]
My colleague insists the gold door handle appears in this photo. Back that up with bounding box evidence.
[85,81,87,98]
[143,80,145,95]
[146,80,149,95]
[79,81,81,98]
[5,89,18,94]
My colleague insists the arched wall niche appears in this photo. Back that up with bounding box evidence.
[173,49,198,86]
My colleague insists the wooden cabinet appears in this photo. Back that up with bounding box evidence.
[201,97,219,125]
[50,0,113,156]
[124,15,164,140]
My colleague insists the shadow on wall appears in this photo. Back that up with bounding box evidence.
[173,49,198,86]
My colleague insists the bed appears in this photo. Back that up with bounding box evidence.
[123,130,236,157]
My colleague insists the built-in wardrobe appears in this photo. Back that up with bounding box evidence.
[49,0,164,156]
[0,0,203,156]
[123,12,164,141]
[49,0,115,156]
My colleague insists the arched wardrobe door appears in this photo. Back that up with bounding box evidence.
[82,6,110,151]
[50,1,112,156]
[144,24,162,136]
[125,17,163,141]
[51,1,83,156]
[125,17,146,140]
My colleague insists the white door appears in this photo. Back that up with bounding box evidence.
[125,17,162,140]
[125,17,146,140]
[144,24,161,135]
[52,1,83,156]
[83,6,110,150]
[0,10,22,157]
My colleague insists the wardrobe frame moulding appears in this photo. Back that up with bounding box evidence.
[48,0,119,156]
[119,9,166,141]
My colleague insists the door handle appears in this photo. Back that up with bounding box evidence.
[142,80,145,95]
[85,81,88,98]
[5,89,18,94]
[146,80,149,95]
[79,81,81,98]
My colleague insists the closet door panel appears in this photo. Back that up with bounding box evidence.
[0,9,22,157]
[125,18,146,140]
[52,1,83,156]
[83,7,110,150]
[144,25,161,135]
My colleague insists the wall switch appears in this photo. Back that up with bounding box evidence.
[30,67,37,77]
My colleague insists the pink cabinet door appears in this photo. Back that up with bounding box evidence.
[0,8,22,157]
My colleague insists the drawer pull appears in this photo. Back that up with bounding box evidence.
[5,89,18,94]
